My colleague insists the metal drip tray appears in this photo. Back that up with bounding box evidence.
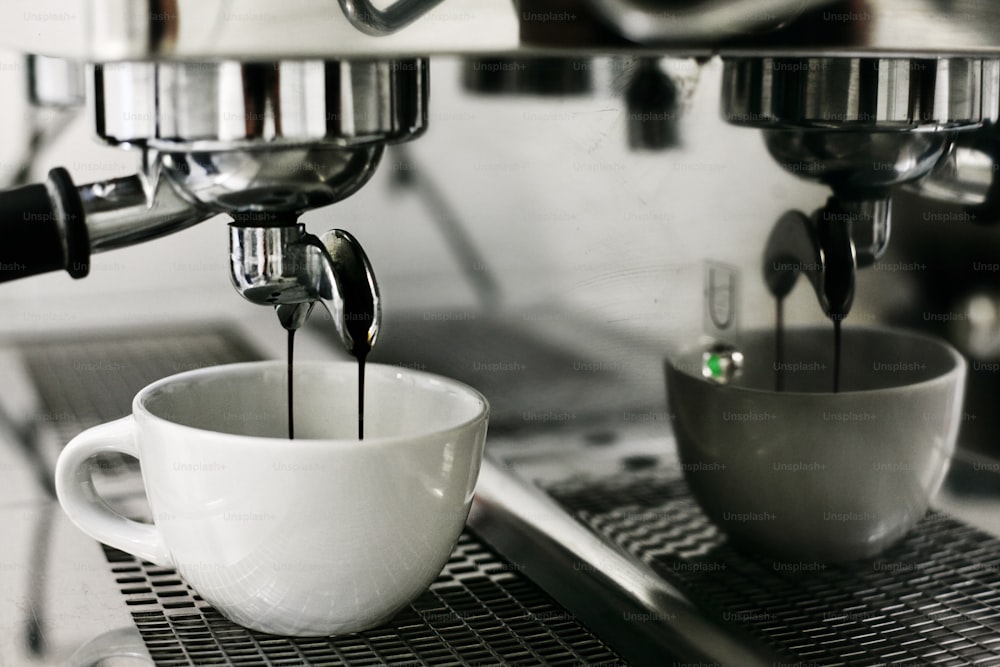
[19,325,264,444]
[544,471,1000,665]
[106,533,618,666]
[359,310,661,431]
[10,322,1000,664]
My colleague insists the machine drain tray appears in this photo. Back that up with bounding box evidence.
[537,470,1000,666]
[105,533,617,667]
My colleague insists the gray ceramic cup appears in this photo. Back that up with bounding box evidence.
[665,326,966,562]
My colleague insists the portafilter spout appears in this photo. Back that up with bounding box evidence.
[762,200,866,322]
[756,130,936,321]
[229,223,380,357]
[724,56,998,320]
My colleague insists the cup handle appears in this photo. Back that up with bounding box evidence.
[54,416,173,566]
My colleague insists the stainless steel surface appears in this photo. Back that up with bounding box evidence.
[230,225,381,352]
[762,129,955,196]
[94,60,428,151]
[585,0,833,43]
[546,468,1000,664]
[4,14,997,313]
[723,57,1000,130]
[65,56,424,301]
[908,125,1000,207]
[111,530,622,666]
[9,1,1000,58]
[713,0,1000,55]
[0,0,521,60]
[160,145,385,215]
[845,197,891,267]
[469,455,775,666]
[28,54,84,108]
[915,143,996,206]
[367,307,667,428]
[78,161,215,254]
[86,56,425,250]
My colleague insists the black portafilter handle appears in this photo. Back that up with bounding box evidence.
[0,167,89,282]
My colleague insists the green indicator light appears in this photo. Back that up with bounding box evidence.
[700,343,743,385]
[706,354,723,378]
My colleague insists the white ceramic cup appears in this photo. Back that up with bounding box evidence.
[665,326,966,562]
[55,361,489,636]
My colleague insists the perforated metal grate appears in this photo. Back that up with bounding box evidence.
[107,534,620,667]
[23,325,623,667]
[547,471,1000,666]
[21,325,263,444]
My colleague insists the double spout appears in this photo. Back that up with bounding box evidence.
[763,198,890,321]
[229,223,381,358]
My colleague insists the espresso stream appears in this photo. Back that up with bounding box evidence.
[773,296,842,394]
[833,318,842,393]
[287,330,296,440]
[287,318,372,441]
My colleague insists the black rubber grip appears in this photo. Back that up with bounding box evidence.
[0,168,89,282]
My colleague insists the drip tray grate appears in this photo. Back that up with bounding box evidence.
[546,472,1000,666]
[20,324,264,444]
[108,534,620,667]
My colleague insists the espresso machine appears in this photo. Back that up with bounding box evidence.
[3,1,1000,665]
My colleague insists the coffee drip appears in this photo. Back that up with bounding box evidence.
[346,311,373,441]
[266,228,380,441]
[285,327,369,441]
[832,317,842,393]
[774,298,785,392]
[288,329,296,439]
[773,298,844,394]
[764,204,856,395]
